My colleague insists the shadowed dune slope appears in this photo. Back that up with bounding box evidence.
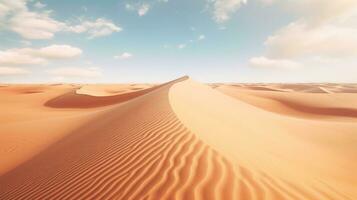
[44,85,158,108]
[223,83,357,94]
[216,85,357,120]
[243,86,286,92]
[0,84,106,174]
[0,77,356,200]
[76,84,154,97]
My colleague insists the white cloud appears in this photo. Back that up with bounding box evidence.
[125,3,133,10]
[9,9,64,39]
[34,2,46,9]
[265,22,357,59]
[285,0,357,26]
[114,52,133,60]
[0,49,45,65]
[51,76,65,82]
[33,45,82,59]
[0,67,30,75]
[0,5,9,19]
[209,0,247,23]
[0,1,26,19]
[125,3,133,11]
[250,0,357,69]
[126,3,150,16]
[0,0,121,39]
[0,45,82,65]
[178,44,186,49]
[138,4,150,16]
[249,56,301,69]
[48,67,102,78]
[20,40,32,46]
[0,0,63,39]
[198,34,206,40]
[66,18,122,39]
[260,0,275,6]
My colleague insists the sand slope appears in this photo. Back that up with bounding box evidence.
[0,78,356,199]
[216,84,357,121]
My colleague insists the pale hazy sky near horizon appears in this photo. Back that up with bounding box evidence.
[0,0,357,83]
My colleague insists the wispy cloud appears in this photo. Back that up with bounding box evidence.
[48,67,102,78]
[208,0,247,23]
[0,45,82,65]
[138,4,150,16]
[177,44,186,49]
[0,67,30,76]
[126,3,150,16]
[198,34,206,40]
[249,56,301,69]
[33,2,46,9]
[0,0,121,39]
[175,34,206,49]
[114,52,133,60]
[67,18,122,39]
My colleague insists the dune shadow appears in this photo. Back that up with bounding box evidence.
[45,86,157,108]
[45,76,189,109]
[245,86,285,92]
[272,97,357,118]
[20,90,44,94]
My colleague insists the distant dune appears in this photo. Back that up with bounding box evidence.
[0,77,356,199]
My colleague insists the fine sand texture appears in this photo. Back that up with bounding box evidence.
[0,77,356,199]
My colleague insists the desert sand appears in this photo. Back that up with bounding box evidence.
[0,77,356,199]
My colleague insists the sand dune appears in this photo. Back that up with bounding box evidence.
[0,77,356,199]
[45,85,157,108]
[171,79,357,199]
[216,84,357,121]
[222,83,357,94]
[76,84,153,97]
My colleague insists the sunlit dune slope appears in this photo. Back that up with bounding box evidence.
[170,79,357,199]
[0,77,356,200]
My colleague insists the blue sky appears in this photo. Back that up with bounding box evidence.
[1,0,357,83]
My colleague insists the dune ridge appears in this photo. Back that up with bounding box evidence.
[0,77,239,200]
[0,77,356,199]
[45,84,157,108]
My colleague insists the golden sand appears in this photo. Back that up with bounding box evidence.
[0,77,356,199]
